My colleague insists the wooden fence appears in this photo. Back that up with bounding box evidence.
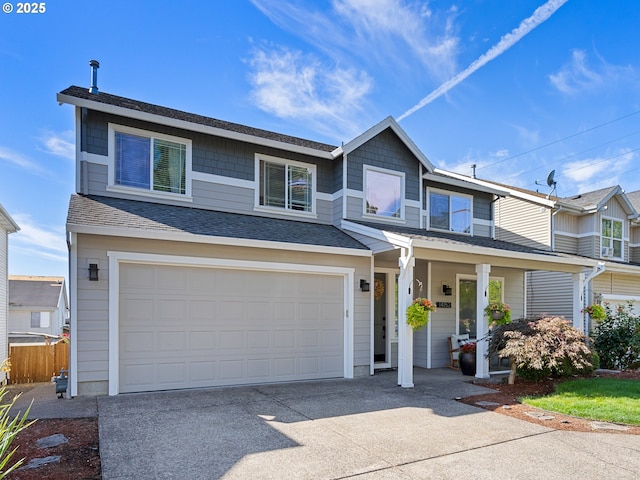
[8,341,69,384]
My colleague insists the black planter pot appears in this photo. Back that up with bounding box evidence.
[459,352,476,376]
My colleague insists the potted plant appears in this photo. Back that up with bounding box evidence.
[582,304,606,321]
[458,340,476,376]
[406,298,436,330]
[484,302,511,326]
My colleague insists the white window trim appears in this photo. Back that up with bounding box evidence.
[107,123,193,201]
[601,216,624,260]
[362,165,406,222]
[427,187,474,235]
[254,153,317,218]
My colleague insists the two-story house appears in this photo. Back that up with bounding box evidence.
[442,172,640,332]
[58,72,603,396]
[8,276,69,342]
[0,203,19,382]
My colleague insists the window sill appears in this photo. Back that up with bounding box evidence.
[106,185,193,203]
[362,214,406,224]
[254,205,317,220]
[429,227,472,236]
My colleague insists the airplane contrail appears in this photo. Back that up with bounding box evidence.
[398,0,569,121]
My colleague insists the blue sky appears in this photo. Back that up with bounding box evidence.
[2,0,640,279]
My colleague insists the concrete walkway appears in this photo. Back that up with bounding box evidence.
[5,369,640,479]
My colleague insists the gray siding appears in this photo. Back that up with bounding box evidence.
[555,234,578,253]
[526,271,573,320]
[0,229,8,380]
[593,272,640,297]
[496,196,550,249]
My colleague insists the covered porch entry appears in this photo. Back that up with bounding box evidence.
[343,220,599,387]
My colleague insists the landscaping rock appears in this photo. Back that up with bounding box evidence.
[525,411,555,420]
[36,433,68,449]
[19,455,62,470]
[589,421,629,432]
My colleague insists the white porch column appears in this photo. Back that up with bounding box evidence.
[475,263,491,379]
[572,272,586,332]
[398,249,415,387]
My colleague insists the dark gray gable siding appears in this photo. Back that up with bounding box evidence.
[425,180,493,221]
[83,110,340,194]
[346,128,421,201]
[67,194,369,251]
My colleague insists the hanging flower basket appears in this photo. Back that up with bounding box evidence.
[484,302,511,326]
[582,304,606,321]
[406,298,436,330]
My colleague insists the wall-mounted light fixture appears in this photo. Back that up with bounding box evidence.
[442,283,452,296]
[88,263,99,281]
[360,279,370,292]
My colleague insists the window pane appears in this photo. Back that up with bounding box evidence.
[459,279,477,337]
[30,312,41,328]
[488,280,503,303]
[153,139,186,194]
[430,192,449,230]
[613,239,622,257]
[613,220,623,240]
[451,195,471,233]
[261,161,285,208]
[288,165,312,211]
[116,132,150,189]
[366,170,401,218]
[602,218,611,237]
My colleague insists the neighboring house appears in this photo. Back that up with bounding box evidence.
[0,204,19,383]
[444,172,640,332]
[8,276,69,343]
[58,77,603,396]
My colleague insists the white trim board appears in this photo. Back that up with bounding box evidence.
[107,251,355,395]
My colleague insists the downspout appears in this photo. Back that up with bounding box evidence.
[551,206,563,252]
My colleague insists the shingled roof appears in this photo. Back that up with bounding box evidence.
[67,195,369,251]
[9,276,64,309]
[58,86,338,153]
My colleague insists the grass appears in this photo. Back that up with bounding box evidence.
[521,378,640,426]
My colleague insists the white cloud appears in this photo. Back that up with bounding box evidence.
[40,130,75,160]
[9,213,67,262]
[398,0,568,120]
[0,146,47,174]
[248,46,372,138]
[549,49,636,95]
[560,149,636,192]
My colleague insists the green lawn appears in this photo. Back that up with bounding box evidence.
[522,378,640,426]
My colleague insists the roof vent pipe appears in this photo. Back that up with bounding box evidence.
[89,60,100,94]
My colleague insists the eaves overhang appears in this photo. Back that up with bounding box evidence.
[67,222,372,258]
[57,92,335,160]
[427,170,511,197]
[0,204,19,233]
[341,220,597,270]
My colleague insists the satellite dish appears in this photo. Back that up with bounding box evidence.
[546,170,556,187]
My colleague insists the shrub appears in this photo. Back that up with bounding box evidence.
[489,316,592,383]
[592,302,640,369]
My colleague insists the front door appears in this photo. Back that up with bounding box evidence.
[373,271,398,368]
[458,278,477,338]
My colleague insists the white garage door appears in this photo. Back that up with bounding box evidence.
[119,263,345,393]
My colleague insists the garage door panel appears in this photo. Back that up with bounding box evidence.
[119,264,345,393]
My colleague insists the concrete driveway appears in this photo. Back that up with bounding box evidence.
[97,369,640,479]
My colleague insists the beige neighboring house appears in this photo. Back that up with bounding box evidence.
[8,276,69,343]
[441,172,640,333]
[0,204,20,382]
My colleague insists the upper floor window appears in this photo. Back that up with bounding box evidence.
[601,217,623,258]
[429,189,472,234]
[364,166,404,219]
[257,155,315,214]
[109,124,192,198]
